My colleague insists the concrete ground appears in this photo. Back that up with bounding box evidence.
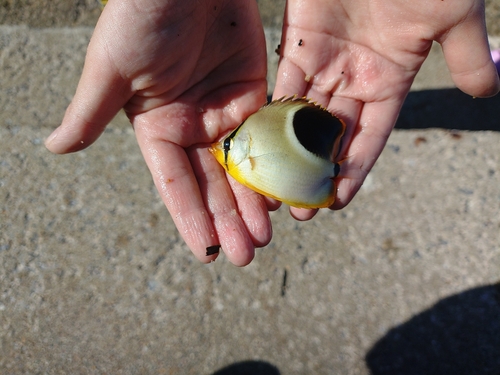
[1,1,500,374]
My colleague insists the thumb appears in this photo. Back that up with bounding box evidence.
[45,33,133,154]
[439,12,500,98]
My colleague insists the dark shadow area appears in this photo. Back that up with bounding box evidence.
[212,360,281,375]
[396,89,500,131]
[366,283,500,375]
[268,89,499,132]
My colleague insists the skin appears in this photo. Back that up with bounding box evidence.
[277,0,500,221]
[46,0,499,266]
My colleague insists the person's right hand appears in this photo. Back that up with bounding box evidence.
[46,0,273,266]
[275,0,500,221]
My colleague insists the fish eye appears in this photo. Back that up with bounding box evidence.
[223,137,234,166]
[223,138,233,151]
[333,163,341,177]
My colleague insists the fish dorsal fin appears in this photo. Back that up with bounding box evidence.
[266,95,321,109]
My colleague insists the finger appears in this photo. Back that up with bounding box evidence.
[289,207,319,221]
[45,23,132,154]
[226,175,273,248]
[439,14,500,98]
[289,97,358,219]
[332,99,401,209]
[188,147,257,266]
[264,197,282,212]
[273,58,309,100]
[134,127,221,263]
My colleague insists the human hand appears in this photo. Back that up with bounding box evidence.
[275,0,500,221]
[45,0,273,266]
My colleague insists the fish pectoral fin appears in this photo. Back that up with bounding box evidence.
[248,156,256,170]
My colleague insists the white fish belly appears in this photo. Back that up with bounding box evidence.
[237,149,335,206]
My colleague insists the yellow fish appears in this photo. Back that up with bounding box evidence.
[210,96,346,208]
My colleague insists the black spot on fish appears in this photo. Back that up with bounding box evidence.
[222,123,244,167]
[293,105,344,160]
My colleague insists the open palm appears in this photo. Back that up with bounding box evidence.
[47,0,499,265]
[46,0,272,266]
[275,0,499,220]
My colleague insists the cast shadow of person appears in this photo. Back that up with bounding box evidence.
[396,88,500,131]
[366,283,500,375]
[212,360,281,375]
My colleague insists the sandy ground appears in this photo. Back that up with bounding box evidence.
[1,1,500,374]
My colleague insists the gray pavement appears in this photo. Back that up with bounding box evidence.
[1,2,500,374]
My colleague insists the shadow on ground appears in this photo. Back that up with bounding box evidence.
[267,89,499,132]
[212,360,281,375]
[366,283,500,375]
[396,89,500,131]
